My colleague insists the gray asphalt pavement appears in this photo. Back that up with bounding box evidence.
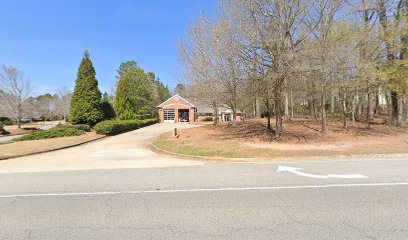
[0,134,25,142]
[1,155,408,239]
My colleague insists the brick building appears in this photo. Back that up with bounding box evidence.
[157,94,196,123]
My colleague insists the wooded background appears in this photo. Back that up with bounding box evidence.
[179,0,408,136]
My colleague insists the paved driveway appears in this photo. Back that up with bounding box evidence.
[0,123,204,173]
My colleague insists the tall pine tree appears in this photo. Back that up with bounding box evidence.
[69,50,104,125]
[101,92,116,120]
[114,61,154,120]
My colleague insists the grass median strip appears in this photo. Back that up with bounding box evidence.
[153,139,240,158]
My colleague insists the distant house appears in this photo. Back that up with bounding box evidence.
[157,94,242,123]
[195,103,242,122]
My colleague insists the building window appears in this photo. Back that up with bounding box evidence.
[164,109,175,121]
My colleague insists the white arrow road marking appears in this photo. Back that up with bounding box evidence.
[277,165,367,179]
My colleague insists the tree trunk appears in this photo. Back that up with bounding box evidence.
[330,90,335,115]
[274,84,283,137]
[405,96,408,121]
[386,92,393,125]
[232,108,237,127]
[405,96,408,122]
[374,84,381,115]
[253,102,256,118]
[212,102,218,126]
[284,91,289,121]
[255,95,260,118]
[391,90,399,126]
[352,93,356,123]
[265,100,272,131]
[321,88,327,133]
[342,95,348,129]
[397,97,403,127]
[367,90,373,120]
[17,104,22,129]
[357,93,363,120]
[290,90,294,119]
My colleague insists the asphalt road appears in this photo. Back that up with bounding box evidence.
[1,155,408,239]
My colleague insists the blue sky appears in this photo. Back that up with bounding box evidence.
[0,0,216,96]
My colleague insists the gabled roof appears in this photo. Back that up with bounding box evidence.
[157,94,196,108]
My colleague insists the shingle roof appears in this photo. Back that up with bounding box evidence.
[195,103,242,114]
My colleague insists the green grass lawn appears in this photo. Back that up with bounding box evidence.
[153,138,243,158]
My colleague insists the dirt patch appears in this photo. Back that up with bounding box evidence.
[0,132,105,160]
[153,118,408,159]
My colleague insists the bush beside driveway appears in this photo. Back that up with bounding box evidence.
[94,118,158,135]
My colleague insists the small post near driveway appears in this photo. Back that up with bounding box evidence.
[173,128,178,137]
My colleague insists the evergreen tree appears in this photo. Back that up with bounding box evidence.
[156,78,171,102]
[69,50,104,125]
[116,60,137,78]
[174,83,186,95]
[114,61,154,120]
[101,92,116,120]
[147,72,156,82]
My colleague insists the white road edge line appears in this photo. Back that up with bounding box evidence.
[1,182,408,199]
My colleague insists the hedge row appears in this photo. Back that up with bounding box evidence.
[15,128,86,141]
[94,118,158,135]
[55,124,91,132]
[203,116,214,121]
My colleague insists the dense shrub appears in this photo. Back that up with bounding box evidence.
[0,125,9,135]
[94,118,158,135]
[56,124,91,132]
[0,117,14,126]
[203,116,214,121]
[15,128,85,141]
[101,92,116,120]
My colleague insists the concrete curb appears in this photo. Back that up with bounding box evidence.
[149,143,408,163]
[0,135,107,161]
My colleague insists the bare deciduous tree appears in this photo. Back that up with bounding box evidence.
[179,0,408,136]
[56,86,72,124]
[0,65,33,128]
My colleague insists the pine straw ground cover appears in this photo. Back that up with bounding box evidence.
[153,118,408,159]
[0,132,104,159]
